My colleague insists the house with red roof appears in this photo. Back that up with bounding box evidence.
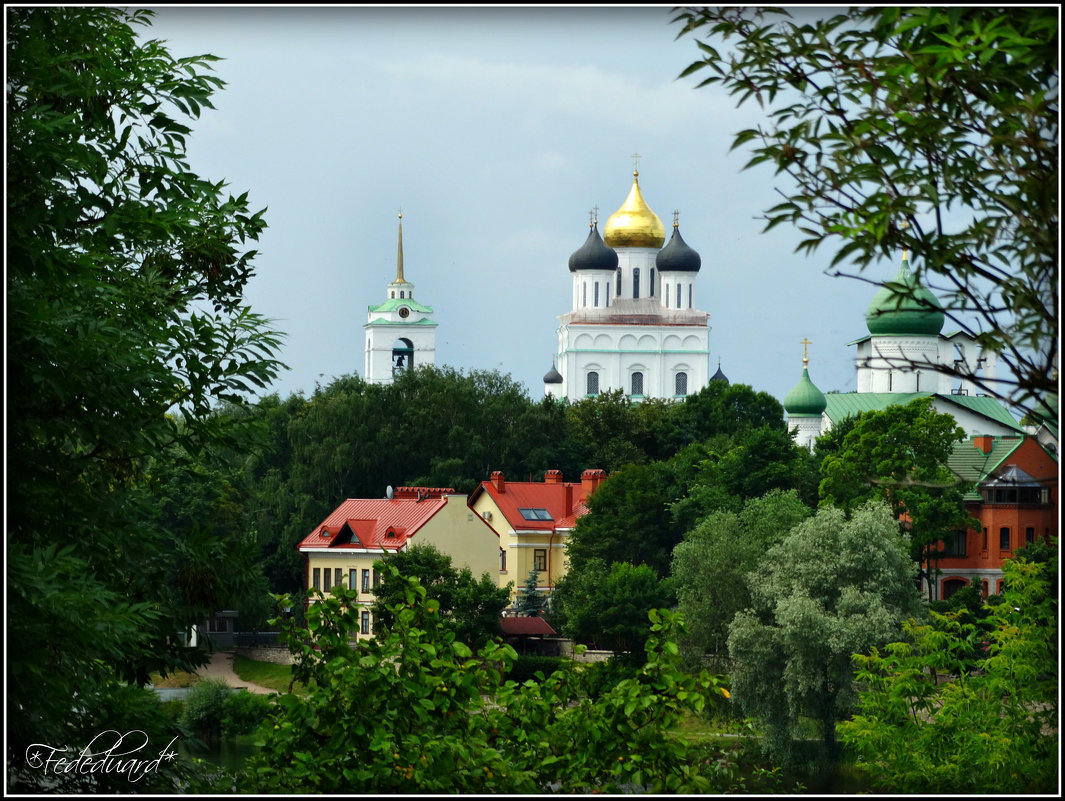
[468,468,607,606]
[296,486,500,638]
[930,433,1058,599]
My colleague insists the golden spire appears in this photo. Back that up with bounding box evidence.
[800,337,812,367]
[900,219,909,262]
[395,210,405,283]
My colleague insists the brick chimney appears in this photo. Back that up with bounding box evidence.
[564,483,574,516]
[544,469,563,484]
[973,436,993,454]
[491,470,506,493]
[580,469,606,502]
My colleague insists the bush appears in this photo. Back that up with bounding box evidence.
[582,657,640,699]
[179,678,231,741]
[507,655,564,683]
[222,690,275,737]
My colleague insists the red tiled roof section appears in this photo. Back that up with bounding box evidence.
[297,490,452,550]
[478,469,604,531]
[500,616,557,636]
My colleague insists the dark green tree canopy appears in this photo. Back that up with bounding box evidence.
[673,7,1058,414]
[7,7,284,790]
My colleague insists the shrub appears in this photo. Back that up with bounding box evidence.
[222,690,275,737]
[507,655,564,683]
[179,678,231,741]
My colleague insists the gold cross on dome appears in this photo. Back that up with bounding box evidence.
[800,337,812,366]
[673,209,680,227]
[632,151,641,174]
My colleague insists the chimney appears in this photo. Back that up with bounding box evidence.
[580,468,606,501]
[544,469,563,484]
[491,470,506,493]
[564,483,574,516]
[973,436,993,454]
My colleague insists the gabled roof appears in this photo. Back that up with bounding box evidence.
[471,478,587,532]
[297,488,456,552]
[947,436,1023,485]
[822,392,1024,433]
[500,616,557,636]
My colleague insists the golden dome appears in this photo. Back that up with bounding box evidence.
[603,171,665,248]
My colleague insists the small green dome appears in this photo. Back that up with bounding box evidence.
[865,259,944,336]
[784,367,827,416]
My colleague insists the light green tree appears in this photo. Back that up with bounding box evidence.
[728,500,924,765]
[248,568,731,793]
[672,7,1058,414]
[8,7,282,790]
[672,489,811,670]
[840,551,1058,793]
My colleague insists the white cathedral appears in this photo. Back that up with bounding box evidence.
[543,167,712,402]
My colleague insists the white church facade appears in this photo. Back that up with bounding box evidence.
[784,251,1017,450]
[364,213,437,385]
[545,167,711,403]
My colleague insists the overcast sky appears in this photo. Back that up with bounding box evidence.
[143,5,899,408]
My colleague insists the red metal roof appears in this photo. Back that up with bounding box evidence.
[297,489,454,551]
[471,474,595,532]
[500,616,557,636]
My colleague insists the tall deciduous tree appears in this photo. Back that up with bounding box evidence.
[673,7,1058,414]
[818,396,976,593]
[7,7,282,789]
[728,501,924,766]
[672,490,812,669]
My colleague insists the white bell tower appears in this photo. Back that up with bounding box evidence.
[364,212,437,384]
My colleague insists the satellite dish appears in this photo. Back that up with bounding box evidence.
[386,485,394,499]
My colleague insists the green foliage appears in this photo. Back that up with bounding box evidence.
[180,678,233,741]
[221,690,276,738]
[673,6,1058,413]
[554,561,676,664]
[672,489,812,668]
[507,655,566,684]
[728,501,924,766]
[840,552,1058,793]
[818,397,976,577]
[7,7,283,787]
[514,569,547,617]
[371,543,509,649]
[247,572,732,793]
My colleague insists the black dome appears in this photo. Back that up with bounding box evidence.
[655,225,701,273]
[568,223,619,272]
[543,364,563,384]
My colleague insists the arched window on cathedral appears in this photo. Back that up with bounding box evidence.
[650,268,655,297]
[582,282,587,307]
[688,284,693,309]
[675,372,688,396]
[633,268,640,299]
[594,283,599,307]
[392,338,414,376]
[630,371,644,397]
[665,284,670,308]
[586,371,599,397]
[616,268,622,298]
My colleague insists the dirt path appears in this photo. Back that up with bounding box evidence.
[195,650,277,695]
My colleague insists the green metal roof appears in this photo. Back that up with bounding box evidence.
[784,367,827,416]
[368,298,434,314]
[947,436,1024,500]
[864,259,945,336]
[822,392,1024,433]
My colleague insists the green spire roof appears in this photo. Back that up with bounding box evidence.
[784,367,827,416]
[865,258,945,336]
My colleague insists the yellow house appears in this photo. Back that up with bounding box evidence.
[468,469,606,606]
[296,486,499,638]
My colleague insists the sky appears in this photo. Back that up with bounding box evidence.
[142,5,899,408]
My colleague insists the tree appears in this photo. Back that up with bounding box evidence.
[839,552,1057,793]
[7,7,283,789]
[554,560,676,664]
[672,489,812,670]
[672,7,1058,414]
[371,544,510,649]
[728,501,924,766]
[514,570,547,617]
[818,396,977,596]
[249,568,730,793]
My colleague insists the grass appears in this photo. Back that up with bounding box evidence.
[150,669,201,688]
[232,654,306,695]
